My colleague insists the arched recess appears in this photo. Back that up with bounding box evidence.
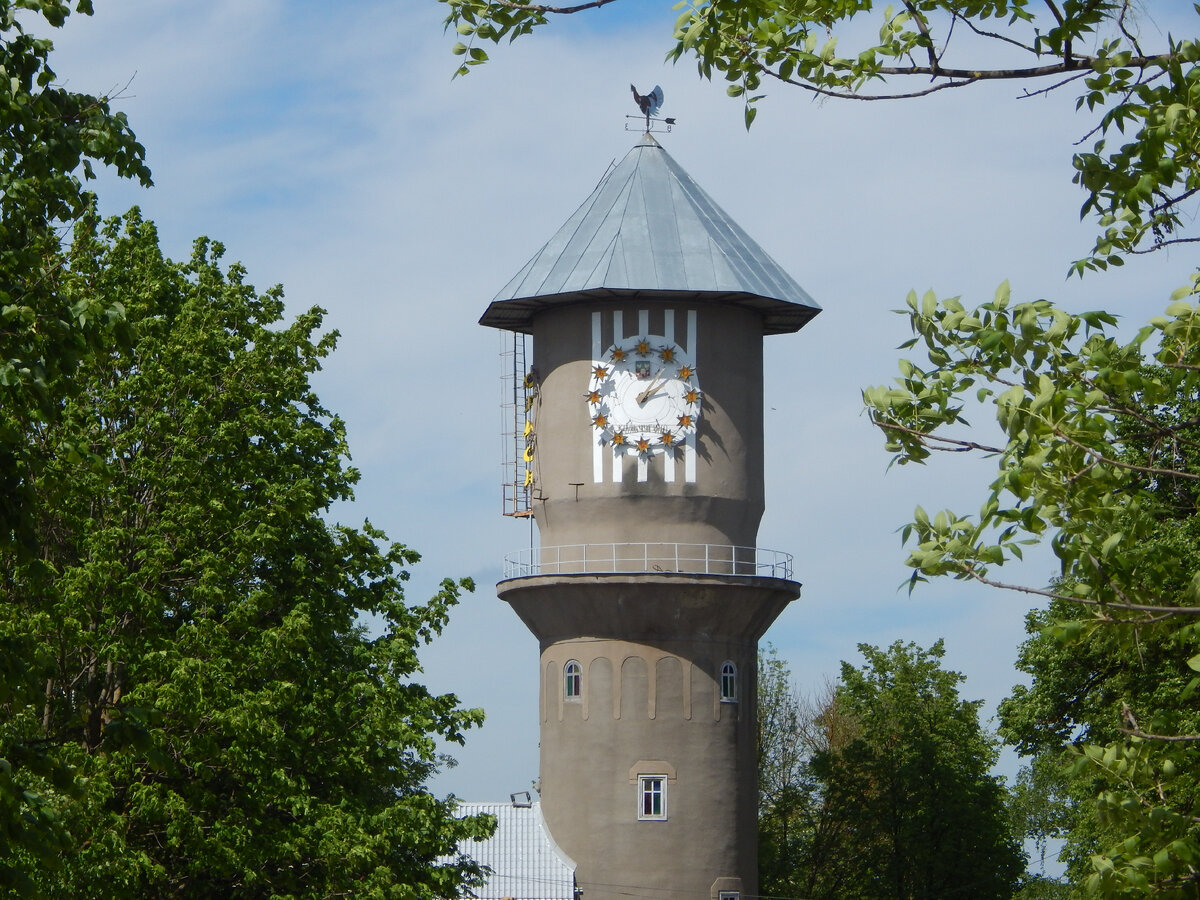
[590,656,613,720]
[655,656,683,720]
[620,655,648,720]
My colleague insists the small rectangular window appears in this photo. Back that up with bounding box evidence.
[718,892,740,900]
[638,776,666,820]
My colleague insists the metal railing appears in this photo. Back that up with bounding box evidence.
[502,543,793,580]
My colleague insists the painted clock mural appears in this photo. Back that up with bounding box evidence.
[586,335,701,456]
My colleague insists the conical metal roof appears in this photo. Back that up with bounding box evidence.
[479,133,821,335]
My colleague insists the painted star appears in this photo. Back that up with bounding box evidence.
[592,365,609,379]
[592,413,608,429]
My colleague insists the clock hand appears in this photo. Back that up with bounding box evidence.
[636,368,668,404]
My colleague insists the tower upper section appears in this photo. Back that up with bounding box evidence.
[481,135,820,555]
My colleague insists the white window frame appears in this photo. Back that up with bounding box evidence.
[564,660,582,700]
[720,661,738,702]
[638,775,667,820]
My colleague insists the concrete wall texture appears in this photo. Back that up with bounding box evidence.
[493,295,800,900]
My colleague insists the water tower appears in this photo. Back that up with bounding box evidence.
[480,131,819,900]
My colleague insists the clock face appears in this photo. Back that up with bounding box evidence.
[586,335,701,455]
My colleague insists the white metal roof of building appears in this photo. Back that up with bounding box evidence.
[479,132,821,336]
[450,800,576,900]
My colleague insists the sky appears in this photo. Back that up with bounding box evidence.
[47,0,1194,821]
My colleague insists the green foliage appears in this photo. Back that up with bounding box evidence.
[865,284,1200,896]
[436,1,1200,270]
[0,208,490,898]
[0,1,151,886]
[756,642,1024,899]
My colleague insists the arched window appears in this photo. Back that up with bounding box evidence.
[720,661,737,702]
[564,660,582,699]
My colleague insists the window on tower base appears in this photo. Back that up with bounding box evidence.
[564,661,582,700]
[720,661,738,702]
[638,776,667,820]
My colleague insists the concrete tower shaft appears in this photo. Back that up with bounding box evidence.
[501,574,799,900]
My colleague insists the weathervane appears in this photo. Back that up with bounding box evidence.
[628,84,676,133]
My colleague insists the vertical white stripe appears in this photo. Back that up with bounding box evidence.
[610,310,623,485]
[637,454,648,482]
[592,311,603,483]
[663,309,675,344]
[685,308,698,483]
[663,446,676,482]
[638,308,649,336]
[592,310,602,358]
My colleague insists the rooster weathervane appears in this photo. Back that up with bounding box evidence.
[629,84,676,133]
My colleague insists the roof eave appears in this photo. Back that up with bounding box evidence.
[478,288,821,336]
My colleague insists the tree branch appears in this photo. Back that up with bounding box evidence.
[875,420,1005,454]
[901,0,940,76]
[958,564,1200,617]
[1128,236,1200,255]
[1053,427,1200,481]
[952,11,1038,54]
[478,0,618,11]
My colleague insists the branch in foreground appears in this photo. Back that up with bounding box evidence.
[482,0,617,11]
[760,53,1174,102]
[876,421,1005,454]
[1117,728,1200,743]
[958,564,1200,618]
[1119,704,1200,742]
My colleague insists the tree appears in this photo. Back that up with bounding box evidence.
[0,0,151,886]
[818,640,1023,900]
[862,283,1200,896]
[438,1,1200,271]
[756,647,854,900]
[1,207,491,898]
[755,642,1023,900]
[0,0,151,545]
